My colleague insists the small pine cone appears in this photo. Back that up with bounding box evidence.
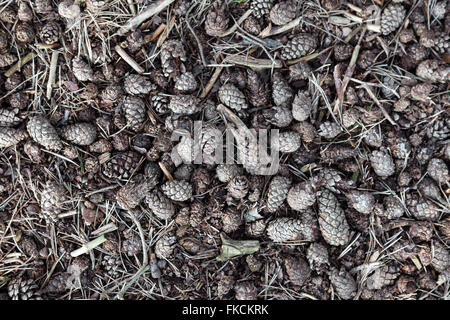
[275,131,301,153]
[168,95,199,115]
[284,256,311,286]
[306,242,329,273]
[216,164,242,183]
[72,57,94,82]
[357,50,378,69]
[120,96,146,131]
[369,149,395,178]
[292,121,315,143]
[250,0,273,18]
[227,175,249,199]
[334,43,353,61]
[40,21,60,45]
[329,267,357,300]
[102,255,121,278]
[320,146,357,164]
[0,5,16,23]
[418,178,442,201]
[145,190,175,220]
[409,222,433,242]
[154,233,176,259]
[287,182,316,211]
[102,151,141,180]
[281,34,317,60]
[431,242,450,274]
[218,84,248,111]
[19,236,39,258]
[416,59,450,83]
[117,175,158,209]
[191,168,211,195]
[313,168,347,194]
[89,139,112,154]
[0,127,28,148]
[289,61,311,81]
[272,72,293,106]
[18,2,33,21]
[396,275,416,294]
[439,217,450,239]
[405,193,440,221]
[317,189,350,246]
[174,72,198,93]
[126,30,143,53]
[27,115,62,151]
[234,282,257,300]
[363,127,383,148]
[222,207,243,233]
[383,196,405,219]
[381,4,406,35]
[160,39,187,77]
[123,74,156,95]
[151,93,169,114]
[266,176,291,213]
[266,218,303,242]
[243,16,261,35]
[0,108,22,127]
[246,219,266,237]
[246,69,270,107]
[366,264,400,290]
[85,0,108,13]
[269,1,297,25]
[318,121,342,139]
[390,240,417,262]
[427,158,449,185]
[161,180,193,202]
[292,91,312,121]
[122,234,142,256]
[0,53,17,68]
[16,23,35,43]
[205,0,228,37]
[217,275,235,298]
[433,32,450,54]
[262,106,292,128]
[345,190,375,215]
[61,122,97,146]
[8,278,41,300]
[100,84,123,105]
[40,181,66,223]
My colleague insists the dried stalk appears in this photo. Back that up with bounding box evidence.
[151,23,166,41]
[359,83,398,126]
[159,162,174,181]
[4,52,36,77]
[117,0,175,36]
[156,16,176,47]
[199,66,224,100]
[259,16,302,38]
[224,55,282,70]
[46,51,59,100]
[218,9,252,38]
[114,45,144,74]
[70,235,106,257]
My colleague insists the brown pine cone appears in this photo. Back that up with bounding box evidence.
[85,0,109,13]
[102,151,141,180]
[8,278,41,300]
[427,158,449,185]
[221,207,243,233]
[151,93,169,114]
[168,95,199,115]
[0,5,16,23]
[383,195,405,219]
[431,242,450,274]
[0,53,17,68]
[0,108,22,127]
[243,16,261,35]
[416,59,450,83]
[0,30,10,52]
[313,168,347,194]
[61,122,97,146]
[218,83,248,111]
[272,72,293,106]
[161,180,193,202]
[40,180,66,223]
[100,84,123,105]
[234,282,257,300]
[72,57,94,82]
[406,193,440,221]
[15,23,35,43]
[266,176,291,213]
[418,178,443,202]
[205,0,229,37]
[246,69,270,107]
[289,61,312,81]
[381,4,406,35]
[117,175,158,209]
[227,175,249,199]
[275,131,301,153]
[266,218,303,242]
[44,273,70,294]
[122,234,142,256]
[160,39,186,77]
[27,115,63,151]
[286,181,316,211]
[366,264,400,290]
[317,189,350,246]
[284,256,311,286]
[123,74,156,95]
[334,43,353,61]
[306,242,330,274]
[191,167,211,195]
[174,72,198,93]
[102,255,121,278]
[329,267,357,300]
[269,1,297,25]
[40,21,60,45]
[246,219,267,237]
[369,149,395,178]
[119,96,146,131]
[145,189,175,220]
[250,0,273,18]
[216,164,242,183]
[262,106,292,128]
[292,91,312,121]
[409,222,433,242]
[318,121,342,139]
[154,233,176,259]
[281,34,317,60]
[345,190,375,215]
[320,145,357,164]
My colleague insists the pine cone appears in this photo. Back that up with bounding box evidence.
[102,151,141,180]
[161,180,193,202]
[151,93,169,114]
[409,222,433,242]
[275,131,301,153]
[0,127,27,148]
[101,84,123,105]
[123,74,156,95]
[205,0,229,37]
[234,282,257,300]
[345,190,375,215]
[318,121,342,139]
[0,53,17,68]
[369,149,395,178]
[117,175,158,209]
[284,256,311,286]
[40,181,66,223]
[145,189,175,219]
[329,267,357,300]
[216,164,242,183]
[61,122,97,146]
[313,168,347,194]
[122,234,142,256]
[160,40,186,77]
[317,189,350,246]
[381,4,406,35]
[267,217,309,242]
[154,233,177,259]
[383,196,405,219]
[334,43,353,61]
[427,158,449,184]
[246,69,270,107]
[416,59,450,83]
[272,72,293,106]
[85,0,108,13]
[281,34,317,60]
[266,176,291,212]
[16,22,35,43]
[222,207,243,233]
[191,167,211,195]
[119,96,146,131]
[292,91,312,121]
[306,242,330,274]
[250,0,273,18]
[102,255,121,278]
[227,175,249,199]
[269,1,297,25]
[174,72,198,93]
[45,273,70,294]
[406,193,440,221]
[168,95,199,115]
[287,181,316,211]
[366,264,400,290]
[27,115,63,151]
[40,21,60,45]
[8,278,41,300]
[243,16,262,35]
[72,57,94,82]
[431,242,450,274]
[218,83,248,111]
[262,106,292,128]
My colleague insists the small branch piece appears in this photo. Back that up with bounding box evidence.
[70,235,106,257]
[224,55,282,70]
[5,52,37,77]
[199,66,223,99]
[114,45,144,74]
[46,51,59,100]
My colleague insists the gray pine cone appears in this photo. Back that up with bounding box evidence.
[161,180,193,202]
[281,34,317,60]
[27,115,63,151]
[0,127,28,148]
[123,74,156,95]
[218,83,248,111]
[381,4,406,35]
[61,122,97,146]
[266,176,291,212]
